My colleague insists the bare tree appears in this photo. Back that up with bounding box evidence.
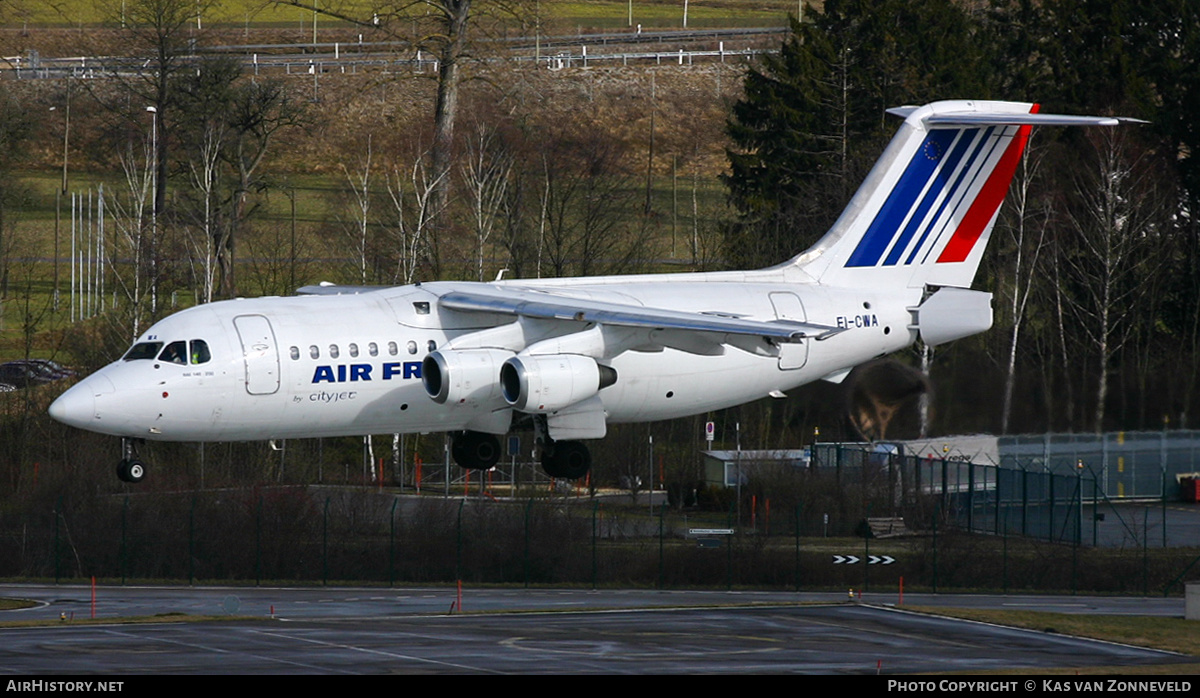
[93,0,224,269]
[385,153,448,284]
[217,79,306,297]
[270,0,533,265]
[183,115,224,304]
[539,130,642,278]
[108,136,155,338]
[1062,129,1172,432]
[0,85,34,306]
[996,141,1051,434]
[460,122,511,280]
[341,136,375,284]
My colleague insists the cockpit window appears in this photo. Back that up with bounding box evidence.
[158,341,187,365]
[190,340,211,365]
[123,341,163,361]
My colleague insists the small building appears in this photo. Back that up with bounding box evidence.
[701,449,811,488]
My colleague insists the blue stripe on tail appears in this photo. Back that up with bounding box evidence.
[844,129,958,267]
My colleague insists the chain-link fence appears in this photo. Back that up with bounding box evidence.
[999,431,1200,500]
[3,476,1197,595]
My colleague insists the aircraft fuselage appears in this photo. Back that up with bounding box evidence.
[51,276,916,443]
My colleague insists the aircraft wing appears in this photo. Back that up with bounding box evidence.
[436,285,846,342]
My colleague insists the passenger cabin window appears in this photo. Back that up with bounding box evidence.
[123,341,163,361]
[158,341,187,365]
[189,340,212,364]
[349,343,359,358]
[427,340,437,352]
[368,342,378,357]
[388,341,398,356]
[407,341,417,355]
[290,346,300,360]
[310,345,320,359]
[329,344,340,359]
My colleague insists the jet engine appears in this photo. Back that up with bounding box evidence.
[500,354,617,413]
[422,349,514,406]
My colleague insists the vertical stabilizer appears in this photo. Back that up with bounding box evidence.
[793,100,1119,290]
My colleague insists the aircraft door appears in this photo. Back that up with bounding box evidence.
[769,292,808,370]
[233,314,281,395]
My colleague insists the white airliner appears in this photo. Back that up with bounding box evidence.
[50,100,1128,483]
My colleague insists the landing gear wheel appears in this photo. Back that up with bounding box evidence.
[541,441,591,480]
[126,459,146,483]
[116,458,146,484]
[451,431,502,470]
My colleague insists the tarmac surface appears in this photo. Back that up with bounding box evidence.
[0,585,1192,674]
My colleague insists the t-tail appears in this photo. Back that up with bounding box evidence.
[791,100,1124,291]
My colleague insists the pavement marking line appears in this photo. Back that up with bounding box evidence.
[100,627,345,674]
[1004,603,1090,607]
[245,627,506,674]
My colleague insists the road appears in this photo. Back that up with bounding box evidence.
[0,585,1190,674]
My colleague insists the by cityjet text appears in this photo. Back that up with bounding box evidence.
[887,680,1192,692]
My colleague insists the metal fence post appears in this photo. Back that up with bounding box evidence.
[121,495,128,585]
[592,500,599,591]
[389,498,398,586]
[657,509,665,590]
[524,498,533,588]
[794,504,802,592]
[189,496,196,586]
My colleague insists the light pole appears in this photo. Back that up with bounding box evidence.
[146,106,158,314]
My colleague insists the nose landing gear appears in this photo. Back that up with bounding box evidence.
[116,438,147,483]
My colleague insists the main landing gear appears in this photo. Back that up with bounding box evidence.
[450,431,502,470]
[533,416,592,480]
[116,437,147,484]
[450,426,594,480]
[540,440,591,480]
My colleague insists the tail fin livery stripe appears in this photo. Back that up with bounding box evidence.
[794,101,1120,291]
[912,125,1011,265]
[882,127,984,266]
[904,127,994,265]
[844,129,959,267]
[936,105,1039,263]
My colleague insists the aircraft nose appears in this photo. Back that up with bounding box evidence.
[49,374,114,429]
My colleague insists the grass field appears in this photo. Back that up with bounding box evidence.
[8,1,798,30]
[904,606,1200,671]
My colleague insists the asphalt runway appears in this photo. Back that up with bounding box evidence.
[0,585,1191,674]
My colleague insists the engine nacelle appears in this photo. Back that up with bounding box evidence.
[500,354,617,413]
[422,349,513,406]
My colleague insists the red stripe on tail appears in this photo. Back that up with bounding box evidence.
[936,104,1040,264]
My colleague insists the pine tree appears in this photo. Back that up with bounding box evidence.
[722,0,992,269]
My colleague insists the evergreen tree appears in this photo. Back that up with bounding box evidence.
[722,0,991,269]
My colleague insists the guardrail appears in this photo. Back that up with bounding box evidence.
[4,30,772,80]
[4,41,769,79]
